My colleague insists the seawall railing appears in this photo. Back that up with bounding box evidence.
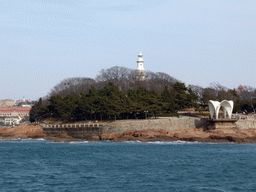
[42,124,105,139]
[42,123,104,128]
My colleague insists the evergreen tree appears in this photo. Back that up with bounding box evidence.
[29,98,49,122]
[147,90,163,118]
[161,86,175,113]
[48,95,64,118]
[173,82,189,109]
[187,88,199,108]
[62,95,77,121]
[126,89,140,119]
[98,82,126,120]
[86,87,101,120]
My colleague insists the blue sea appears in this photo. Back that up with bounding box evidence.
[0,139,256,192]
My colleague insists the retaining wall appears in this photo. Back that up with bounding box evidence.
[42,117,207,138]
[42,117,256,138]
[103,117,207,134]
[236,117,256,129]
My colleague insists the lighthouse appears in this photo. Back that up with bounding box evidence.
[135,52,145,81]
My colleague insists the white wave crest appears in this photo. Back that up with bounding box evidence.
[69,141,89,144]
[146,140,200,144]
[21,138,32,141]
[124,140,142,144]
[35,138,45,141]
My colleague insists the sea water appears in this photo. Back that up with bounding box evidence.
[0,139,256,192]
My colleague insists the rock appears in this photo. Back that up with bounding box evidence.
[103,128,256,143]
[174,131,209,141]
[159,129,168,135]
[133,130,159,137]
[241,128,256,138]
[88,135,100,141]
[208,128,249,142]
[123,130,137,137]
[123,129,169,138]
[0,125,46,138]
[100,133,120,140]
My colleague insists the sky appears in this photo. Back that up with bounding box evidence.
[0,0,255,101]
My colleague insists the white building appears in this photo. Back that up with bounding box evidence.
[135,52,145,81]
[0,114,21,125]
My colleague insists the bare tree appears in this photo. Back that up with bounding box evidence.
[48,66,179,97]
[48,77,96,98]
[210,82,229,92]
[188,85,204,101]
[96,66,136,92]
[96,66,132,81]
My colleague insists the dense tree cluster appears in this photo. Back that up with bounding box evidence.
[30,66,256,122]
[31,82,188,122]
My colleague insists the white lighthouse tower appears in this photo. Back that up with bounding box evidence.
[135,52,145,81]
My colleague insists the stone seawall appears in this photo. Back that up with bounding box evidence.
[42,117,207,138]
[236,117,256,129]
[103,117,207,134]
[42,117,256,138]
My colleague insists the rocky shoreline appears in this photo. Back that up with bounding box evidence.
[2,125,256,143]
[100,128,256,143]
[0,125,77,142]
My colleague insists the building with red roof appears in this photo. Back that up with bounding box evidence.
[0,106,31,119]
[236,85,247,94]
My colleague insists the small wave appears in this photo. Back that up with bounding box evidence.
[122,140,201,145]
[145,140,201,145]
[69,141,89,144]
[35,138,45,141]
[21,138,32,141]
[124,140,142,144]
[198,186,227,192]
[0,138,47,142]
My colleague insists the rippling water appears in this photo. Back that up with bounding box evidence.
[0,139,256,191]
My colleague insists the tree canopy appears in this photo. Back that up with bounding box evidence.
[30,67,256,122]
[31,82,197,122]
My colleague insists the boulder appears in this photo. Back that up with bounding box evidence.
[123,130,137,136]
[159,129,168,135]
[208,128,248,142]
[89,135,100,141]
[174,131,209,141]
[123,129,169,138]
[209,133,243,142]
[240,128,256,138]
[100,133,120,140]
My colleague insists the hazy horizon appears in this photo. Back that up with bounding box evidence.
[1,0,255,101]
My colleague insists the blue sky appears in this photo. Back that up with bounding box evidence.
[0,0,255,100]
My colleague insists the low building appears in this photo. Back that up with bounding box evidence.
[15,97,34,107]
[236,85,247,94]
[0,106,31,120]
[0,115,21,125]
